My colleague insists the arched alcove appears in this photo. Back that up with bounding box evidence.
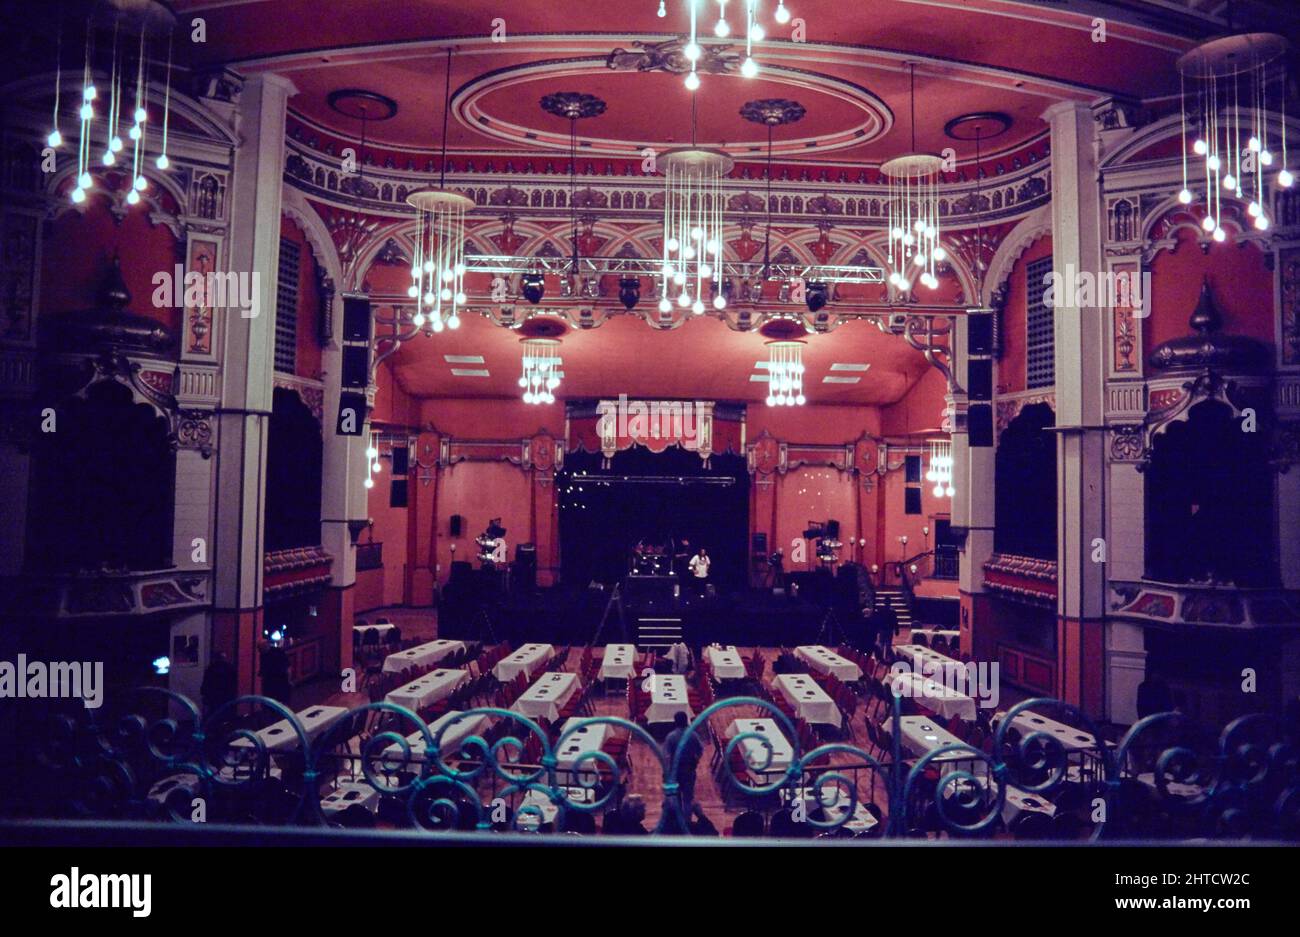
[994,402,1057,560]
[27,380,175,572]
[264,387,324,551]
[1144,400,1274,586]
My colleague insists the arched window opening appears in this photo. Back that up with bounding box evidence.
[994,402,1057,560]
[1144,400,1274,586]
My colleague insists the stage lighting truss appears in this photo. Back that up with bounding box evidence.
[926,439,954,497]
[520,337,562,405]
[407,188,473,333]
[764,339,806,406]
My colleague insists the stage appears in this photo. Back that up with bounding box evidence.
[436,573,874,650]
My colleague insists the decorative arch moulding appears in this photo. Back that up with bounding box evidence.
[744,428,936,480]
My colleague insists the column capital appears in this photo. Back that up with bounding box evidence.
[1039,100,1093,126]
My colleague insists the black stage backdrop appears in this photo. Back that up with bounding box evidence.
[557,446,749,589]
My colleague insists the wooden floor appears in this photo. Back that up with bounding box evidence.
[305,606,1030,836]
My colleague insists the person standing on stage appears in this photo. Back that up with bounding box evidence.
[687,547,710,595]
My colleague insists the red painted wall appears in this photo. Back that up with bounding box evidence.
[278,216,324,381]
[41,190,182,336]
[1145,228,1274,358]
[998,234,1053,395]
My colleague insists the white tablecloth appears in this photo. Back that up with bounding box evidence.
[383,639,465,674]
[771,674,842,728]
[356,621,396,637]
[994,709,1098,751]
[706,645,747,680]
[645,674,693,723]
[386,669,469,712]
[942,778,1056,826]
[897,715,988,777]
[894,643,958,674]
[321,780,380,814]
[512,672,581,722]
[516,786,596,830]
[232,705,349,753]
[598,644,637,680]
[725,718,793,782]
[795,645,863,681]
[382,711,489,763]
[885,671,977,722]
[554,718,610,775]
[493,643,554,682]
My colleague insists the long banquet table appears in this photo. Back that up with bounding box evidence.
[493,643,555,682]
[896,715,988,777]
[382,710,489,763]
[383,638,466,674]
[598,644,637,680]
[706,645,747,680]
[795,645,863,681]
[725,718,794,783]
[232,705,349,753]
[645,674,693,723]
[385,668,469,712]
[512,671,581,722]
[884,670,978,721]
[771,674,842,728]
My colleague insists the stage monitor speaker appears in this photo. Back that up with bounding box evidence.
[392,446,409,475]
[449,514,463,537]
[389,479,408,508]
[342,295,372,342]
[751,532,767,555]
[826,519,840,538]
[342,345,370,389]
[335,392,368,436]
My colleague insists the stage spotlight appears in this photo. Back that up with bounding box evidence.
[521,272,546,304]
[805,280,829,313]
[618,276,641,310]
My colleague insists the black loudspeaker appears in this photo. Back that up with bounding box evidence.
[342,295,372,342]
[342,345,370,389]
[826,519,840,538]
[751,532,768,555]
[969,403,994,448]
[336,392,368,436]
[389,479,408,508]
[968,312,994,355]
[449,560,473,583]
[392,446,409,475]
[449,514,463,537]
[968,359,993,401]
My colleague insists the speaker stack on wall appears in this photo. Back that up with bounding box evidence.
[967,310,995,448]
[336,294,372,436]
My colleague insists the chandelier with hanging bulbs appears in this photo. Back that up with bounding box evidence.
[659,148,732,315]
[764,339,806,406]
[1176,33,1293,241]
[406,189,472,332]
[882,153,947,293]
[657,0,791,90]
[926,439,954,498]
[519,338,562,405]
[51,0,176,206]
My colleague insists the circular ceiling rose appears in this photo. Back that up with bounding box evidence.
[944,112,1011,142]
[517,316,569,339]
[327,88,399,122]
[880,152,945,178]
[457,58,891,159]
[1176,33,1288,79]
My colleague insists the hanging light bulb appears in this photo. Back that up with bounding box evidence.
[520,338,562,404]
[659,147,731,321]
[764,339,806,406]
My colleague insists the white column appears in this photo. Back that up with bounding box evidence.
[1043,101,1108,712]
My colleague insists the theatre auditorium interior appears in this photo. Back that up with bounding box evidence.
[0,0,1299,847]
